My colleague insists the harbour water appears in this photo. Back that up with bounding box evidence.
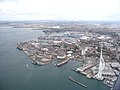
[0,27,110,90]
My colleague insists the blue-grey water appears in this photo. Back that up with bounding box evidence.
[0,27,110,90]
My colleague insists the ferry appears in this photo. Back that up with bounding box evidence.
[56,59,69,67]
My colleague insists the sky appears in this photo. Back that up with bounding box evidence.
[0,0,120,21]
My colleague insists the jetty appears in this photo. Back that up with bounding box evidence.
[68,77,87,88]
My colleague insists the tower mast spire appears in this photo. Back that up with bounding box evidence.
[96,42,105,80]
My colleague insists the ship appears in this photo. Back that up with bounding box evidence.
[68,77,87,88]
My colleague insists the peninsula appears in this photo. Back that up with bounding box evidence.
[17,21,120,89]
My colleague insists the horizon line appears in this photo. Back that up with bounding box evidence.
[1,19,120,22]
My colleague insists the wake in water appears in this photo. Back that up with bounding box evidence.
[26,64,41,70]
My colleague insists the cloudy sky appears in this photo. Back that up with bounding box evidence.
[0,0,120,21]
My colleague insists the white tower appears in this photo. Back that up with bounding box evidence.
[96,46,105,80]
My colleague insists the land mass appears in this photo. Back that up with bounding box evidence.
[3,21,119,89]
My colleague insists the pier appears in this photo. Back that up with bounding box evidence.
[68,77,87,88]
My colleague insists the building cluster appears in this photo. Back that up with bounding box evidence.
[17,31,120,89]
